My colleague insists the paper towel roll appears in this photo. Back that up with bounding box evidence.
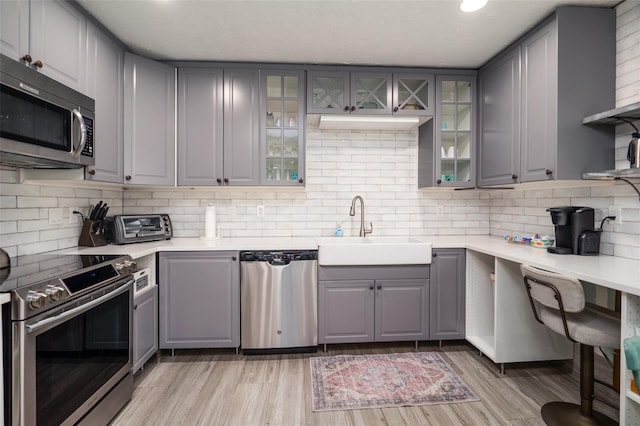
[205,204,217,239]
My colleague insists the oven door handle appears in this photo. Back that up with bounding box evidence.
[25,279,133,334]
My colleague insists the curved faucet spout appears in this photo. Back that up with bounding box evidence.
[349,195,373,237]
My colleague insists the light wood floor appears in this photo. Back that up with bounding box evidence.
[111,341,619,425]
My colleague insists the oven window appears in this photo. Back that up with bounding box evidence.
[0,84,70,151]
[35,291,129,426]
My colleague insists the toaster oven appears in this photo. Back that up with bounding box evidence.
[105,214,172,244]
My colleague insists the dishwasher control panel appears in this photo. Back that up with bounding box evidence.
[240,250,317,264]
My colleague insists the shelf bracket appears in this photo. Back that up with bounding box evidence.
[614,177,640,202]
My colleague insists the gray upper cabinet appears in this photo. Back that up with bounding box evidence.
[307,71,392,115]
[159,251,240,349]
[429,249,465,341]
[177,67,259,186]
[478,47,521,186]
[392,74,434,116]
[177,67,224,186]
[1,0,87,93]
[478,7,615,186]
[308,70,433,116]
[261,70,305,186]
[223,68,260,186]
[85,21,124,183]
[418,73,476,188]
[124,52,176,186]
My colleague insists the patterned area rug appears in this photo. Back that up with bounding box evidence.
[310,352,479,411]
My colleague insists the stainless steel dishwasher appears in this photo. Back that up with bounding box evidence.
[240,250,318,354]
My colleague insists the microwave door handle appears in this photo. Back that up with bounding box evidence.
[71,108,87,158]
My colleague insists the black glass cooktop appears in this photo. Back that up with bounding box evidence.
[0,253,123,293]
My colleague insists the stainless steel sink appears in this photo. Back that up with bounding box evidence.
[316,236,432,266]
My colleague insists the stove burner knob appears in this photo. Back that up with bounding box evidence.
[45,285,65,301]
[27,291,47,309]
[124,260,136,268]
[114,262,124,271]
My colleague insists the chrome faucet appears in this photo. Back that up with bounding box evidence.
[349,195,373,237]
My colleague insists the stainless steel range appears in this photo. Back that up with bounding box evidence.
[1,253,137,426]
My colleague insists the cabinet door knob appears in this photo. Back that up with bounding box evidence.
[343,106,350,112]
[393,106,399,112]
[369,284,374,290]
[377,284,382,290]
[34,60,43,69]
[133,304,138,310]
[545,169,553,176]
[125,175,132,181]
[350,106,356,112]
[433,252,437,257]
[87,169,96,175]
[511,174,518,180]
[232,256,237,261]
[22,54,32,64]
[298,178,304,184]
[436,179,442,184]
[223,177,229,184]
[216,178,222,184]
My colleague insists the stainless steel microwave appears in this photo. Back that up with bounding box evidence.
[0,53,95,169]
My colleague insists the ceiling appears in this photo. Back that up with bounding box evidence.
[76,0,620,69]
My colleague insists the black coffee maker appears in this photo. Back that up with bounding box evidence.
[546,206,599,255]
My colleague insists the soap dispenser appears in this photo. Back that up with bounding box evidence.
[334,223,343,237]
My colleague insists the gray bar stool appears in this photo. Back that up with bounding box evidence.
[520,264,620,426]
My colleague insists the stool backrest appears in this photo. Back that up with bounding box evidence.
[520,264,585,313]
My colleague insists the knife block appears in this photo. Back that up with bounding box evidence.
[78,219,107,247]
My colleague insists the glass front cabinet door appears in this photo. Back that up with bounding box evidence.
[393,74,434,116]
[262,70,305,186]
[307,71,391,115]
[435,75,475,187]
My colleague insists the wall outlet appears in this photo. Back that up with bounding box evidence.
[436,205,444,217]
[608,206,622,225]
[49,208,64,225]
[257,205,265,217]
[69,207,81,224]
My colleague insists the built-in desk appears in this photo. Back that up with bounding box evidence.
[443,236,640,425]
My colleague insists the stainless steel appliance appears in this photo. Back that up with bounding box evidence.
[105,214,172,244]
[0,54,95,169]
[547,206,598,255]
[240,250,318,354]
[1,253,137,426]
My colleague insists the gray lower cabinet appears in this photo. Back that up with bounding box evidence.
[133,286,158,373]
[478,6,615,186]
[85,21,124,183]
[158,251,239,349]
[124,52,176,185]
[429,249,465,340]
[318,266,429,345]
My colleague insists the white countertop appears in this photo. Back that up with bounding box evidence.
[57,235,640,296]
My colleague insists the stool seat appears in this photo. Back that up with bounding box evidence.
[520,264,620,426]
[538,305,620,349]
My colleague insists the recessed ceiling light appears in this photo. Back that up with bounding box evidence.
[460,0,488,12]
